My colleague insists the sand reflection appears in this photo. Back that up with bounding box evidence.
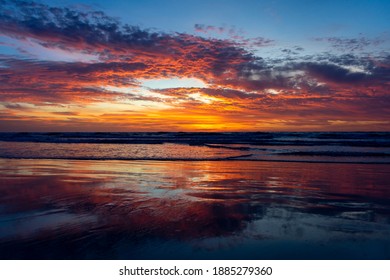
[0,159,389,259]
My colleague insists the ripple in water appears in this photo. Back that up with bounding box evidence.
[0,159,389,259]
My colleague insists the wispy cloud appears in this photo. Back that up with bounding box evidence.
[314,36,386,52]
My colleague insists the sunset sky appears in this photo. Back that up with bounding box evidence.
[0,0,389,131]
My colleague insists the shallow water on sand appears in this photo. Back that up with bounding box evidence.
[1,132,390,163]
[0,159,389,259]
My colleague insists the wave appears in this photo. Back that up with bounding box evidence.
[1,156,389,164]
[278,151,390,157]
[1,132,390,164]
[1,132,390,147]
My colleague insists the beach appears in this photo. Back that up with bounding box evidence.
[1,158,389,259]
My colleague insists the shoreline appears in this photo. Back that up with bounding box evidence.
[1,157,389,164]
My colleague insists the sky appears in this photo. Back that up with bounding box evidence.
[0,0,389,132]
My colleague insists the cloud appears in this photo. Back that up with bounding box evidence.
[194,24,274,48]
[51,111,79,116]
[314,36,386,52]
[0,5,258,108]
[194,24,225,34]
[0,1,252,74]
[302,62,369,83]
[2,102,26,109]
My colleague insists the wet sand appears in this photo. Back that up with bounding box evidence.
[0,159,389,259]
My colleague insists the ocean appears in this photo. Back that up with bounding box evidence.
[1,132,390,162]
[0,132,389,259]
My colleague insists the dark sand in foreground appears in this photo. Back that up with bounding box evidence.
[0,159,389,259]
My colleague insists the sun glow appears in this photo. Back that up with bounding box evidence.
[188,93,220,104]
[102,85,169,99]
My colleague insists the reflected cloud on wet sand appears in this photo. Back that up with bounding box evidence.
[0,159,389,259]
